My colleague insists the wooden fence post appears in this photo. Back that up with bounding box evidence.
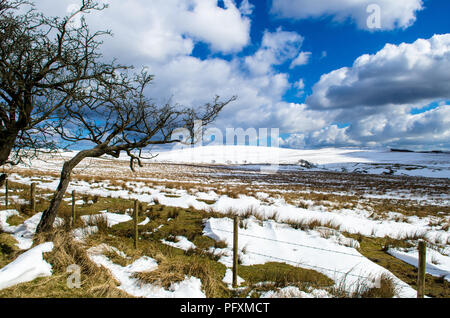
[5,179,8,209]
[134,200,139,249]
[417,240,426,298]
[30,183,36,213]
[233,215,239,288]
[72,190,76,227]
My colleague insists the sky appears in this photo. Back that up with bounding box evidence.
[33,0,450,151]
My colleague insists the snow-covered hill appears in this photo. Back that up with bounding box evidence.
[149,146,450,178]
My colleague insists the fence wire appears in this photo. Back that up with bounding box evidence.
[244,250,372,280]
[209,226,412,289]
[209,227,366,258]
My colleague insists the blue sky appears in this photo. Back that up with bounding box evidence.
[36,0,450,150]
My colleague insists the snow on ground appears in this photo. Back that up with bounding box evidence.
[260,286,332,298]
[0,211,61,249]
[150,146,450,178]
[204,217,417,298]
[209,195,450,244]
[1,146,448,297]
[6,171,448,245]
[222,268,245,288]
[196,191,220,201]
[161,236,196,251]
[138,217,150,226]
[72,226,99,242]
[0,242,54,290]
[11,146,450,178]
[81,212,132,228]
[0,209,19,232]
[388,248,450,282]
[151,146,373,165]
[87,244,206,298]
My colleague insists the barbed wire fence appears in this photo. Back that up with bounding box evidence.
[209,216,428,297]
[0,180,434,298]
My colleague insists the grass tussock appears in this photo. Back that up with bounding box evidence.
[83,214,109,234]
[285,218,340,232]
[184,247,226,262]
[0,233,20,268]
[330,274,398,298]
[85,226,231,297]
[0,229,129,298]
[398,230,428,241]
[239,262,333,288]
[103,249,131,267]
[134,255,229,298]
[359,274,398,298]
[236,262,334,298]
[5,214,26,226]
[138,204,217,251]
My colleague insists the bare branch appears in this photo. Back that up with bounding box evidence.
[0,0,126,167]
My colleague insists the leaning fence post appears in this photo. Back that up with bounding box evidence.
[417,240,426,298]
[134,200,139,249]
[30,182,36,213]
[233,215,239,288]
[72,190,76,227]
[5,179,8,209]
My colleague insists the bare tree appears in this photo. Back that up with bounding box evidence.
[0,0,126,184]
[36,70,236,232]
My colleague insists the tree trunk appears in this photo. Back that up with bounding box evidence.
[0,174,6,187]
[0,129,20,166]
[36,150,93,233]
[0,130,20,188]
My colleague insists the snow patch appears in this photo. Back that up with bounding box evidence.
[204,217,417,297]
[81,212,132,227]
[87,244,205,298]
[0,242,54,290]
[161,236,196,251]
[388,248,450,282]
[1,212,61,249]
[138,217,150,226]
[261,286,331,298]
[222,268,245,287]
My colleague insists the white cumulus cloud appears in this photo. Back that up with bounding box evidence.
[245,28,305,75]
[307,34,450,110]
[290,52,312,68]
[34,0,252,62]
[271,0,424,30]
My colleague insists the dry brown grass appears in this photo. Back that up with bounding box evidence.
[285,218,340,232]
[0,229,129,298]
[184,247,227,262]
[398,230,428,241]
[3,168,60,180]
[236,262,334,298]
[241,206,264,221]
[103,249,131,267]
[0,233,20,268]
[442,222,449,232]
[5,214,26,226]
[329,274,398,298]
[369,200,450,218]
[134,255,228,298]
[358,274,398,298]
[83,214,109,234]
